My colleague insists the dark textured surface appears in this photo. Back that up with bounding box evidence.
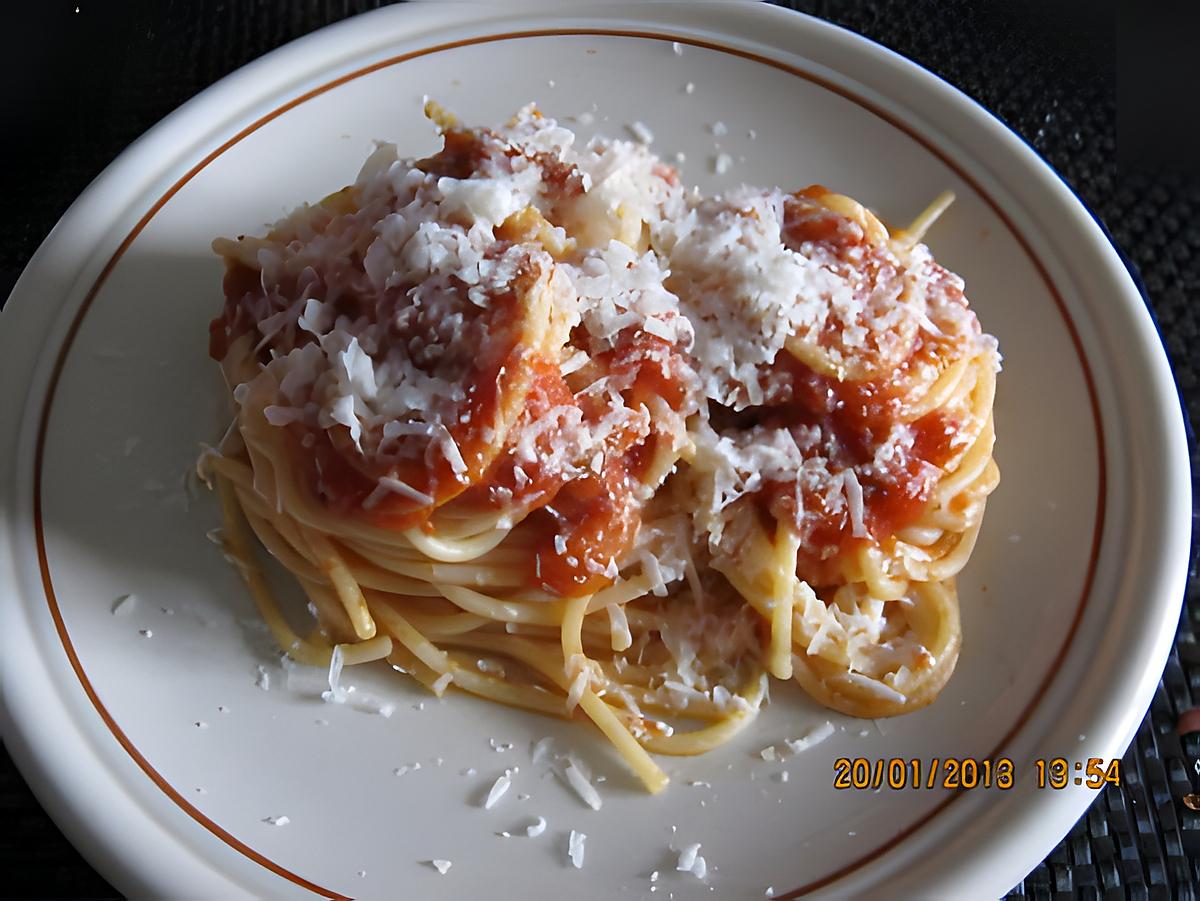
[0,2,1194,899]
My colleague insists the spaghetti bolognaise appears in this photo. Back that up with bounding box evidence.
[200,105,1000,793]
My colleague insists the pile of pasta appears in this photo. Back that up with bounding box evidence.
[202,105,999,793]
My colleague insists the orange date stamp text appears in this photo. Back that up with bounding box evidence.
[832,757,1121,790]
[833,756,1015,790]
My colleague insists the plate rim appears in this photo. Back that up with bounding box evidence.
[0,3,1189,898]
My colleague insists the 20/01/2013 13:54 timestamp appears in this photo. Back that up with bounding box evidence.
[832,757,1122,790]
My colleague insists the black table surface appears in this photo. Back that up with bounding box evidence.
[2,2,1196,899]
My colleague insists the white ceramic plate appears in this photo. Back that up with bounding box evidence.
[0,3,1189,898]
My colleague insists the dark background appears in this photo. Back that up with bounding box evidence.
[1,2,1197,898]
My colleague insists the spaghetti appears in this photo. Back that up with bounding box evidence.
[201,106,1000,793]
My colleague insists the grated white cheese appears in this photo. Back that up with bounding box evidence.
[563,761,603,811]
[627,121,655,144]
[531,736,557,764]
[842,469,869,538]
[677,843,701,872]
[659,187,843,411]
[263,815,289,826]
[525,815,548,837]
[607,603,632,652]
[363,476,434,511]
[568,830,587,868]
[565,655,592,712]
[559,349,590,376]
[484,773,512,809]
[429,859,452,875]
[785,721,836,755]
[321,643,345,705]
[357,695,396,719]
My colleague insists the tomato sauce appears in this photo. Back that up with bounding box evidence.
[750,350,961,580]
[528,444,650,597]
[454,361,577,516]
[362,276,533,530]
[523,337,688,597]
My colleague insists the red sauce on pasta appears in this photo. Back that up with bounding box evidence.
[524,336,689,597]
[754,351,963,581]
